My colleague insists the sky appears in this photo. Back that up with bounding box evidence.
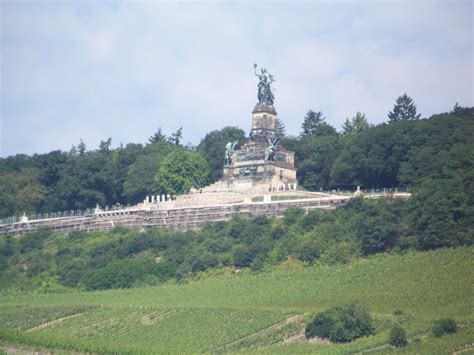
[1,1,473,157]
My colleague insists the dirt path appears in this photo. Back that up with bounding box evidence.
[452,343,474,354]
[0,342,92,355]
[26,313,83,332]
[215,314,304,351]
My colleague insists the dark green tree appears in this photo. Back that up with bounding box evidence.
[342,112,369,134]
[197,127,246,183]
[77,139,87,156]
[451,102,474,117]
[275,117,286,137]
[99,138,112,152]
[148,127,167,144]
[301,110,337,137]
[123,142,173,204]
[389,325,408,347]
[169,127,183,146]
[388,93,421,122]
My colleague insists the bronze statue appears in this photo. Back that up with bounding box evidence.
[254,64,275,105]
[265,137,280,161]
[225,141,238,165]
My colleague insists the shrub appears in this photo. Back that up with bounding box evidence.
[305,303,374,342]
[389,325,407,347]
[432,318,457,337]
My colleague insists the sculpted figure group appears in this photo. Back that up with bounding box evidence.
[254,64,275,105]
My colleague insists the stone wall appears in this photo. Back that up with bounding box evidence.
[1,195,349,236]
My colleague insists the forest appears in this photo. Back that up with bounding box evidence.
[0,98,472,292]
[1,99,473,219]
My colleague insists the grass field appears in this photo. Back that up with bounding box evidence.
[0,247,473,353]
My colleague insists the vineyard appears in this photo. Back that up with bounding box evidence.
[0,247,473,353]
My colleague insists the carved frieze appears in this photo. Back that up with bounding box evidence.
[238,166,257,176]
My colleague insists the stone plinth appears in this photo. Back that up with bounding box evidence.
[219,103,297,191]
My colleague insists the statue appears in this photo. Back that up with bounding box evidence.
[225,141,238,165]
[265,137,280,161]
[254,63,275,105]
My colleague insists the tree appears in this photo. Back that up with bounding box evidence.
[388,93,421,122]
[148,128,167,144]
[342,112,369,134]
[305,303,374,342]
[99,138,112,152]
[169,127,183,146]
[389,325,408,347]
[77,139,87,156]
[301,110,337,137]
[196,127,246,183]
[451,102,474,117]
[0,168,46,218]
[154,149,209,195]
[432,318,457,337]
[275,118,286,137]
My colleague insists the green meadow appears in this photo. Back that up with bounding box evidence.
[1,247,473,354]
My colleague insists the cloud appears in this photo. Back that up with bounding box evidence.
[1,1,472,156]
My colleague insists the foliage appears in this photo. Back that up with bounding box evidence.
[1,107,472,221]
[154,149,209,195]
[305,303,374,342]
[389,324,408,347]
[301,110,337,137]
[196,127,246,183]
[123,141,173,204]
[432,318,458,337]
[0,167,45,217]
[342,112,369,134]
[148,127,167,144]
[275,118,286,137]
[388,93,421,122]
[168,127,183,146]
[0,247,472,353]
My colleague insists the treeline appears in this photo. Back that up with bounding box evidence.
[0,194,472,292]
[1,100,473,220]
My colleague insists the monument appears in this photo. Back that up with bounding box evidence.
[205,65,297,193]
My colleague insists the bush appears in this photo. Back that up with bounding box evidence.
[389,325,407,347]
[305,303,374,342]
[432,318,457,337]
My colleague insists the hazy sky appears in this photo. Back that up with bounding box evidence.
[1,1,473,157]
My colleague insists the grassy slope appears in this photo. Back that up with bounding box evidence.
[0,247,473,353]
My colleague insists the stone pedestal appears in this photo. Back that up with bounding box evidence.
[221,103,297,191]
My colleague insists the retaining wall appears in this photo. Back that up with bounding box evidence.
[0,195,349,236]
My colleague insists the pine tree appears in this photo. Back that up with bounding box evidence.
[148,127,167,144]
[77,139,87,156]
[99,138,112,152]
[301,110,324,136]
[388,93,421,122]
[275,118,286,137]
[169,127,183,146]
[301,110,337,137]
[342,112,369,134]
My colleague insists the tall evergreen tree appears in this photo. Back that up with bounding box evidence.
[342,112,369,134]
[275,118,286,137]
[148,127,167,144]
[388,93,421,122]
[99,138,112,152]
[301,110,324,136]
[77,139,87,156]
[301,110,337,137]
[169,127,183,146]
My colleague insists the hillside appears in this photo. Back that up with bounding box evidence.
[0,247,472,353]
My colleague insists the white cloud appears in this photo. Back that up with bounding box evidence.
[1,1,472,156]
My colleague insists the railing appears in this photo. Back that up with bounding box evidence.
[0,187,411,227]
[0,204,130,226]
